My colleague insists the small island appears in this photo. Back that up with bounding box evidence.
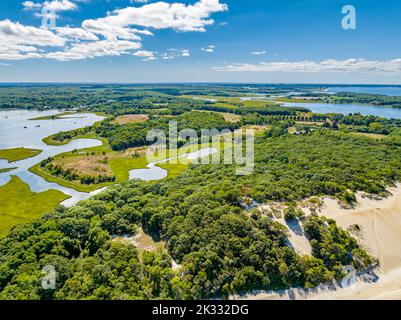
[0,147,42,163]
[0,168,17,174]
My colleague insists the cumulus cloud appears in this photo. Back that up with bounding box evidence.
[46,40,141,61]
[201,44,215,53]
[213,59,401,74]
[181,49,190,57]
[82,0,228,34]
[23,0,77,12]
[0,19,65,46]
[251,50,266,55]
[1,0,227,62]
[133,50,157,61]
[22,1,42,10]
[55,26,99,41]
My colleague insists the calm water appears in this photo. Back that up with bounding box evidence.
[129,148,218,181]
[0,110,105,206]
[326,86,401,96]
[283,102,401,119]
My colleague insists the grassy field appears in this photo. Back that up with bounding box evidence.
[32,135,152,191]
[0,176,69,234]
[194,110,241,123]
[0,168,17,173]
[349,132,387,140]
[42,133,103,146]
[29,137,115,192]
[29,112,83,121]
[0,147,42,163]
[158,162,189,178]
[30,111,110,121]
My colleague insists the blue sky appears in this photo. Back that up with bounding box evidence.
[1,0,401,83]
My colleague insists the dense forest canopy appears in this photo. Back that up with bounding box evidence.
[1,84,401,300]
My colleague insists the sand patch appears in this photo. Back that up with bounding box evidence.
[115,230,165,252]
[320,184,401,274]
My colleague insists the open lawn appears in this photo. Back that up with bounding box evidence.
[0,176,69,234]
[0,168,17,173]
[29,112,83,121]
[0,147,42,163]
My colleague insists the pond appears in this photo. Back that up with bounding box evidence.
[0,109,105,206]
[282,102,401,120]
[129,147,218,181]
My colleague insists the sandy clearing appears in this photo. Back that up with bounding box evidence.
[278,217,312,256]
[115,231,165,252]
[237,184,401,300]
[321,184,401,274]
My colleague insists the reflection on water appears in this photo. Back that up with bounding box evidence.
[0,110,105,207]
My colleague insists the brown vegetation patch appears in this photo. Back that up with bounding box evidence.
[113,114,150,125]
[53,156,114,177]
[221,112,241,123]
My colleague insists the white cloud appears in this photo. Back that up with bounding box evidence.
[133,50,157,61]
[0,19,65,47]
[251,50,266,55]
[23,0,77,12]
[55,26,99,41]
[82,0,228,34]
[201,44,215,53]
[46,40,141,61]
[213,58,401,74]
[1,0,227,61]
[22,1,42,9]
[44,0,77,11]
